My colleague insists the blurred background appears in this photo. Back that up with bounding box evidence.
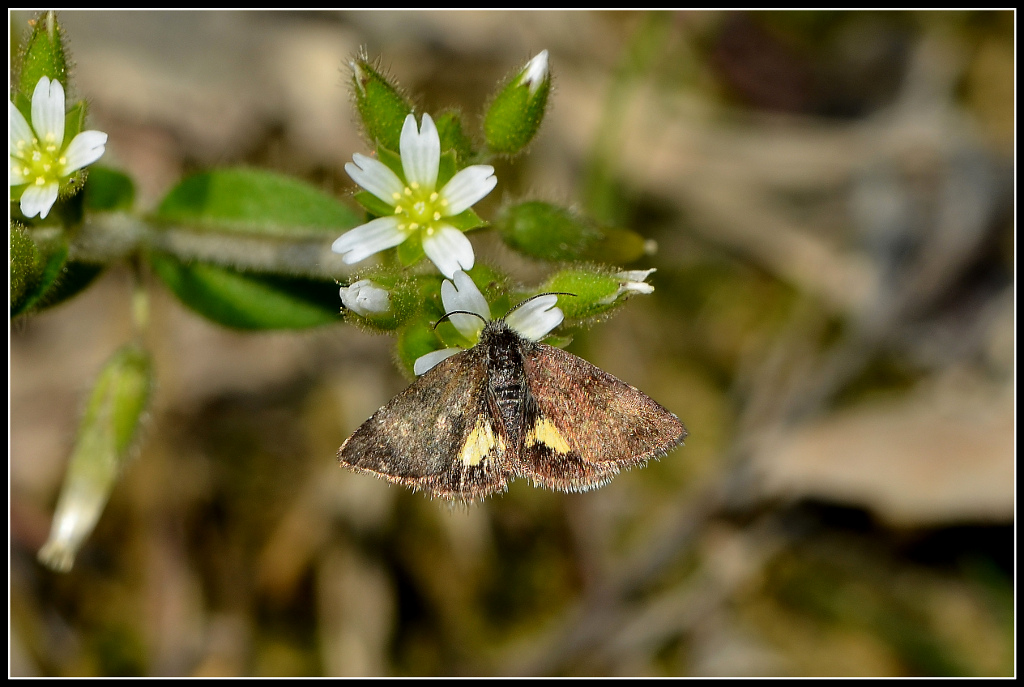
[9,10,1014,676]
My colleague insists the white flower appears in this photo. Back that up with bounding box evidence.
[332,113,497,278]
[520,50,549,96]
[413,270,564,375]
[9,76,107,219]
[598,268,656,304]
[340,279,390,316]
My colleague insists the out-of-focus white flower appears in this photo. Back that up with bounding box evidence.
[9,76,107,219]
[340,279,391,316]
[413,270,564,375]
[332,113,496,278]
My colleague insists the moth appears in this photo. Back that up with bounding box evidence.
[338,310,686,502]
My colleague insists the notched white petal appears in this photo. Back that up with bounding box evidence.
[9,102,33,151]
[32,76,65,149]
[400,113,439,191]
[506,294,563,341]
[60,130,107,174]
[20,181,60,219]
[346,153,405,203]
[439,165,497,216]
[414,347,462,376]
[441,270,490,339]
[422,224,474,279]
[331,216,406,264]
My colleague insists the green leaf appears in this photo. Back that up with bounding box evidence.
[16,11,69,103]
[351,58,414,153]
[445,208,486,232]
[376,146,405,180]
[434,110,475,163]
[353,190,396,218]
[397,232,425,267]
[436,151,457,189]
[154,168,360,238]
[148,252,342,330]
[84,166,135,212]
[396,319,445,377]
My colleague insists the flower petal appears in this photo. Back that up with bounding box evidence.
[520,50,549,96]
[438,165,496,216]
[331,216,406,264]
[9,101,34,153]
[400,113,439,191]
[414,347,462,376]
[60,130,107,174]
[441,270,490,339]
[345,153,404,204]
[422,224,474,279]
[340,279,391,316]
[31,76,65,149]
[20,181,60,219]
[505,294,563,341]
[10,157,29,186]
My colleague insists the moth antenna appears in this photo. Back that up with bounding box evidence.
[433,310,489,330]
[503,292,577,318]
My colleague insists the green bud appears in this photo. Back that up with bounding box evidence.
[350,57,414,153]
[15,11,70,105]
[498,201,651,263]
[484,50,551,156]
[10,224,43,312]
[542,267,656,321]
[38,344,153,572]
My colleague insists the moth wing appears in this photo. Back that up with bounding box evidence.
[338,346,511,502]
[521,343,686,492]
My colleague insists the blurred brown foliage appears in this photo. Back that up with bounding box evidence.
[10,10,1014,676]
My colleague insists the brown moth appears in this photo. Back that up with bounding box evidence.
[338,314,686,502]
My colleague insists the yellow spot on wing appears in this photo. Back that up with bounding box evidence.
[460,417,497,466]
[525,418,570,454]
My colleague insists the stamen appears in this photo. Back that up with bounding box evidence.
[433,212,441,221]
[410,182,420,190]
[429,192,438,202]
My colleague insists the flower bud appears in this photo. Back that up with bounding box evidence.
[350,57,414,153]
[38,344,152,572]
[542,266,656,321]
[484,50,551,156]
[340,279,391,317]
[15,11,69,105]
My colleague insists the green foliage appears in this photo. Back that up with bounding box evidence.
[154,168,361,237]
[84,166,135,212]
[434,110,476,162]
[148,252,342,330]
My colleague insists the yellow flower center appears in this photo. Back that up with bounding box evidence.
[11,135,64,187]
[391,185,450,235]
